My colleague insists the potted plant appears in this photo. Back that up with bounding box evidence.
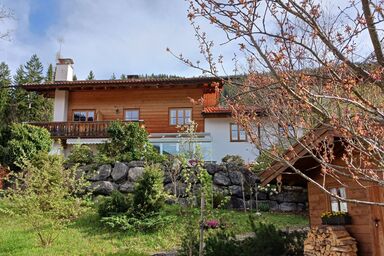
[321,211,352,225]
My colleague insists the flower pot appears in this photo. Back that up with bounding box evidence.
[321,215,352,225]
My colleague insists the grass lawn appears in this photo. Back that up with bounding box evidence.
[0,204,308,256]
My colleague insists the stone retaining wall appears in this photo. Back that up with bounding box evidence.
[79,161,307,212]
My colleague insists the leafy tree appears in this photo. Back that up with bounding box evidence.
[2,152,88,247]
[66,144,94,166]
[87,70,95,80]
[24,54,44,83]
[45,63,54,82]
[0,123,52,169]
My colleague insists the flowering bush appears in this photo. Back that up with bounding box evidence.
[321,211,349,218]
[257,184,279,196]
[204,219,220,229]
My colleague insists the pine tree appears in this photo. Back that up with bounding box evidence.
[73,74,77,81]
[120,74,126,80]
[87,70,95,80]
[24,54,44,83]
[110,73,116,80]
[13,65,27,85]
[45,63,54,83]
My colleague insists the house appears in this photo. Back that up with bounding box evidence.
[22,58,258,163]
[260,125,384,256]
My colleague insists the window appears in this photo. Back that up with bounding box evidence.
[124,109,140,121]
[169,108,192,125]
[330,187,348,212]
[230,123,247,142]
[73,110,95,121]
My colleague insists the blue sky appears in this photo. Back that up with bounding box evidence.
[0,0,238,80]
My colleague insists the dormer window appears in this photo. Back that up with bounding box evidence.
[73,110,95,122]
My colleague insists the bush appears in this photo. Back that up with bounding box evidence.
[97,121,164,164]
[250,150,275,174]
[0,123,52,169]
[257,201,270,212]
[133,164,165,216]
[98,190,131,218]
[221,155,245,166]
[2,152,88,247]
[205,231,239,256]
[66,144,94,166]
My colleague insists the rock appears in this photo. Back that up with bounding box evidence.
[111,162,128,182]
[226,162,242,172]
[178,198,189,207]
[88,164,112,181]
[269,201,279,211]
[213,172,231,186]
[216,164,227,172]
[89,181,115,195]
[77,164,98,173]
[205,163,218,175]
[229,185,243,198]
[128,167,145,181]
[163,171,172,184]
[119,181,135,193]
[230,197,246,209]
[279,202,297,212]
[257,192,268,200]
[127,161,145,168]
[213,184,230,196]
[165,182,187,197]
[228,171,244,185]
[297,203,306,212]
[270,191,307,203]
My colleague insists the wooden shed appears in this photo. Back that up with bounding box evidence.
[260,126,384,256]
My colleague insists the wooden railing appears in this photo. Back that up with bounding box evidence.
[28,121,144,139]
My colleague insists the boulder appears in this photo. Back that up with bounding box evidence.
[88,164,111,181]
[89,181,115,195]
[165,182,187,197]
[127,161,145,168]
[111,162,128,182]
[119,181,135,193]
[228,171,244,185]
[257,192,268,200]
[279,202,298,212]
[128,167,145,181]
[163,171,172,184]
[205,163,218,175]
[230,197,246,209]
[270,190,307,203]
[269,200,279,211]
[213,184,230,196]
[229,185,243,198]
[213,172,231,186]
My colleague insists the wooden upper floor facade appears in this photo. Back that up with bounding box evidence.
[23,77,228,138]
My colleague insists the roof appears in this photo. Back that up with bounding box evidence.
[22,77,223,92]
[259,125,335,186]
[202,106,232,114]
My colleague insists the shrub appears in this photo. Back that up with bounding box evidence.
[66,144,94,166]
[97,121,164,163]
[1,123,52,169]
[257,201,270,212]
[2,152,88,247]
[98,190,131,218]
[250,150,275,174]
[221,155,245,166]
[204,230,239,256]
[133,164,165,216]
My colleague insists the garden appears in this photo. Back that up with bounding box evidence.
[0,122,309,256]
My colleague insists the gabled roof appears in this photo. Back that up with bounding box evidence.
[259,124,335,186]
[22,77,223,92]
[202,106,232,116]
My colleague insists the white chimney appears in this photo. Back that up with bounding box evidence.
[55,58,74,81]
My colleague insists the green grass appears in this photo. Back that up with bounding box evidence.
[0,204,308,256]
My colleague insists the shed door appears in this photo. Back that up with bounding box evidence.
[369,186,384,256]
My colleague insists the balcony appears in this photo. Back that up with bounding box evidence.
[28,121,144,139]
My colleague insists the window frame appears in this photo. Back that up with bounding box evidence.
[72,109,96,122]
[230,123,247,142]
[169,108,192,126]
[329,187,348,213]
[124,108,140,121]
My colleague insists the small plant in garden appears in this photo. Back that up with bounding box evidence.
[97,190,131,217]
[204,219,220,229]
[66,144,94,166]
[258,184,279,196]
[221,154,244,166]
[321,211,349,218]
[1,152,89,247]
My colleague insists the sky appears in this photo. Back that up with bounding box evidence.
[0,0,238,80]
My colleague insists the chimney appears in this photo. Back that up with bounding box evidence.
[55,58,74,81]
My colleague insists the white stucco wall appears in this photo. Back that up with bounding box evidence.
[204,118,259,163]
[53,90,68,121]
[55,64,73,81]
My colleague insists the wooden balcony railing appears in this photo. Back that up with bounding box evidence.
[28,121,144,139]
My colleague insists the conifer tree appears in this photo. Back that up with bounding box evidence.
[45,63,54,83]
[73,74,77,81]
[120,74,126,80]
[24,54,44,83]
[87,70,95,80]
[110,73,116,80]
[0,62,11,130]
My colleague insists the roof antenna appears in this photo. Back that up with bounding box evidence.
[56,36,64,61]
